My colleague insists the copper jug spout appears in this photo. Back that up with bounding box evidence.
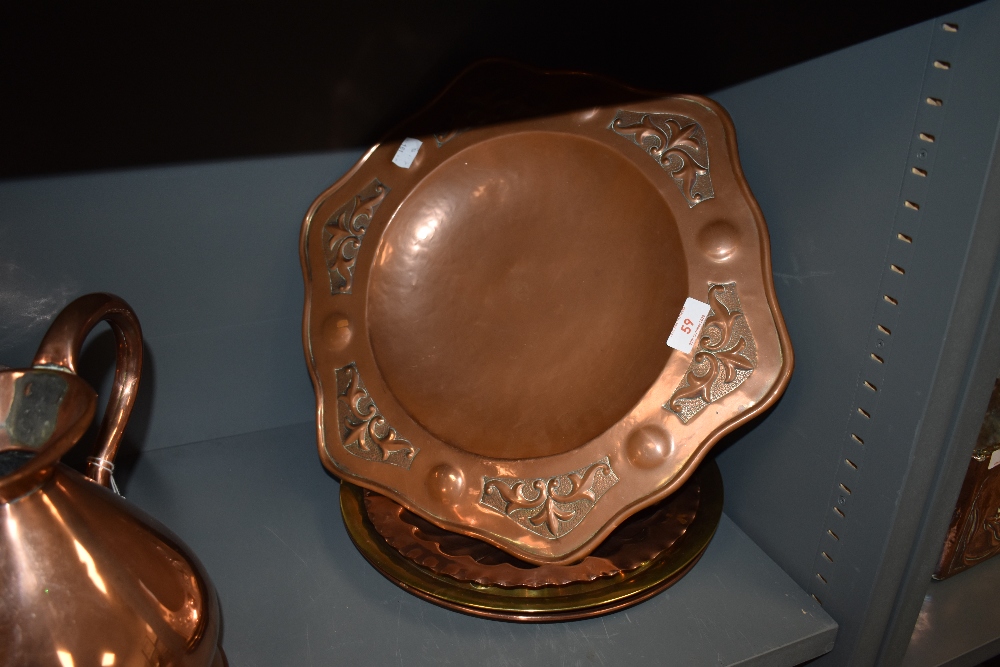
[0,293,224,667]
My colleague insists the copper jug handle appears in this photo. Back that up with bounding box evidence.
[32,293,143,489]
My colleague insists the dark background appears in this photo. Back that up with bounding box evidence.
[0,1,977,180]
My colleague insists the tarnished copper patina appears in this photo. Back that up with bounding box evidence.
[302,62,792,565]
[0,294,224,667]
[340,458,723,621]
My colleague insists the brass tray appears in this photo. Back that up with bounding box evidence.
[302,62,791,565]
[340,458,723,622]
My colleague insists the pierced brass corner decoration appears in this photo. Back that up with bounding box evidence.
[609,110,714,207]
[335,363,418,469]
[480,457,619,539]
[323,179,390,295]
[667,283,757,423]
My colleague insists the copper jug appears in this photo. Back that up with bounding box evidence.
[0,294,224,667]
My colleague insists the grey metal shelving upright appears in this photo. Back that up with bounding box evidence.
[1,3,999,665]
[713,2,1000,665]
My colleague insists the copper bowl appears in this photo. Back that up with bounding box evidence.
[301,62,792,565]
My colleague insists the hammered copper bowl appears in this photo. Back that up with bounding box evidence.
[301,62,792,565]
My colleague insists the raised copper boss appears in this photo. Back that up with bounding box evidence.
[301,69,792,565]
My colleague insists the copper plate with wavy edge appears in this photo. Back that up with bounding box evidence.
[302,61,792,565]
[364,463,699,588]
[340,458,723,621]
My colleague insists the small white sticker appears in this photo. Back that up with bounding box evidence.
[989,449,1000,470]
[667,297,711,353]
[392,138,423,168]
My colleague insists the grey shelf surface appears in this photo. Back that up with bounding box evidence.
[123,422,836,667]
[902,557,1000,667]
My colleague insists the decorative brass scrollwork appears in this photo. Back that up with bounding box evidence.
[609,110,714,207]
[667,283,756,423]
[335,363,418,469]
[479,457,619,539]
[323,179,390,295]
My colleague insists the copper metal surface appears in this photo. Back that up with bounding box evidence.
[341,458,723,621]
[0,294,224,666]
[364,467,699,588]
[32,293,143,488]
[935,377,1000,579]
[302,61,793,565]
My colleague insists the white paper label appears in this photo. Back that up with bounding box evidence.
[989,449,1000,470]
[667,297,711,353]
[392,138,422,168]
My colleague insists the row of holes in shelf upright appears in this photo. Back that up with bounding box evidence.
[810,21,959,603]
